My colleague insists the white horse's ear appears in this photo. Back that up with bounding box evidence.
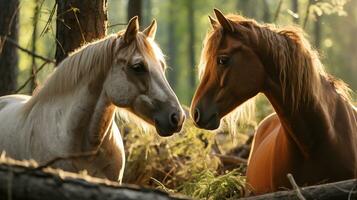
[213,8,235,32]
[208,15,219,29]
[123,16,139,44]
[143,19,157,39]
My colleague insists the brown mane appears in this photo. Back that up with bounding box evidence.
[199,14,352,112]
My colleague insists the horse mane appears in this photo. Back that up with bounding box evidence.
[199,14,352,132]
[22,31,164,116]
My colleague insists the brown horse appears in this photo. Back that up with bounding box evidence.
[190,9,357,195]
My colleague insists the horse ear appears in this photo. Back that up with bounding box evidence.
[143,19,157,39]
[123,16,139,43]
[208,15,219,29]
[213,8,234,32]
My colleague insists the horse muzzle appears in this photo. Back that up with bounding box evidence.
[191,106,220,130]
[154,109,185,137]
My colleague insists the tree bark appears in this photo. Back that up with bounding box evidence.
[0,0,19,95]
[127,0,142,24]
[0,159,188,200]
[186,0,196,97]
[55,0,108,65]
[242,179,357,200]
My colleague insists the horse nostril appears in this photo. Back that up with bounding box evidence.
[169,112,179,126]
[193,108,200,123]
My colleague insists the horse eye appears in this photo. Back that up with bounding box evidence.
[217,56,229,66]
[131,63,147,74]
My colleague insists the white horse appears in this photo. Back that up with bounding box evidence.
[0,17,185,182]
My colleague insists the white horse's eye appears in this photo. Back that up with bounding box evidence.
[131,62,147,74]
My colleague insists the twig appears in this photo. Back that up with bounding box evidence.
[40,2,56,37]
[212,153,247,164]
[15,61,50,93]
[108,22,127,28]
[72,6,86,43]
[1,36,54,63]
[273,0,283,23]
[287,173,306,200]
[348,181,357,200]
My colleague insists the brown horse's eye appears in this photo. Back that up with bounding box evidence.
[217,56,229,66]
[131,62,147,74]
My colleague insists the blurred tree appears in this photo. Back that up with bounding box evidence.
[263,0,271,22]
[30,0,40,92]
[314,15,322,49]
[167,0,178,90]
[55,0,108,65]
[291,0,299,24]
[0,0,19,95]
[142,0,151,26]
[128,0,142,23]
[186,0,196,97]
[237,0,257,18]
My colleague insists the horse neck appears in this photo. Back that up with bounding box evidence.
[60,75,116,152]
[262,66,340,158]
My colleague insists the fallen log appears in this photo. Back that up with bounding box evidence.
[0,156,189,200]
[242,179,357,200]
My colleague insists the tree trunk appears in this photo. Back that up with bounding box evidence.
[0,159,188,200]
[30,1,40,92]
[291,0,299,24]
[167,0,177,90]
[55,0,108,65]
[0,0,19,95]
[127,0,142,24]
[187,0,196,97]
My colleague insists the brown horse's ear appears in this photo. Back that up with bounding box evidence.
[143,19,157,39]
[123,16,139,43]
[213,8,235,32]
[208,15,219,29]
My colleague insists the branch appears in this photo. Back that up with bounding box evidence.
[1,36,55,63]
[242,179,357,200]
[287,173,306,200]
[108,22,127,28]
[14,61,50,93]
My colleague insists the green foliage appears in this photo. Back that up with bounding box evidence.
[310,0,347,17]
[122,119,221,187]
[120,116,248,199]
[180,169,246,200]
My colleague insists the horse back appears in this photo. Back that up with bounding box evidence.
[0,94,31,158]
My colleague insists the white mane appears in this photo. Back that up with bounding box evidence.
[23,35,118,114]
